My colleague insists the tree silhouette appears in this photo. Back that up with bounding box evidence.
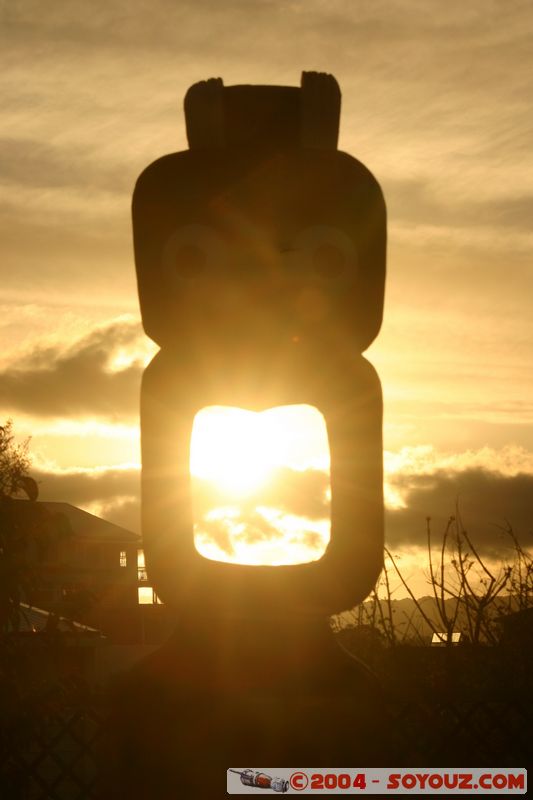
[0,420,70,632]
[0,421,37,501]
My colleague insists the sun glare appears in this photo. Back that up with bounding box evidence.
[191,407,275,496]
[190,405,331,565]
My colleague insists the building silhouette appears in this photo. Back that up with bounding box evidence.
[13,500,170,645]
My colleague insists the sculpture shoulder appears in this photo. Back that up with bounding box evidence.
[133,150,196,200]
[335,150,385,202]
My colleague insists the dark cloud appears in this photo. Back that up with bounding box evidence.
[193,467,330,557]
[32,455,533,562]
[196,517,234,556]
[196,506,326,559]
[266,468,329,519]
[33,462,329,548]
[197,509,283,558]
[93,496,141,534]
[193,467,329,521]
[0,319,145,419]
[34,463,140,508]
[33,461,141,531]
[386,468,533,556]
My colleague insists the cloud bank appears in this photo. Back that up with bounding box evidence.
[33,456,533,559]
[0,319,150,419]
[387,467,533,555]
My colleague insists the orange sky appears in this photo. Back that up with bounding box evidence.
[1,0,532,599]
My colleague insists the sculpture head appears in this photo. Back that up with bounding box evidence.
[133,73,386,376]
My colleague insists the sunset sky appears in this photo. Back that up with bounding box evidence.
[1,0,532,600]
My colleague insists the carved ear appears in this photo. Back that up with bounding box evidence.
[184,78,225,149]
[300,72,341,150]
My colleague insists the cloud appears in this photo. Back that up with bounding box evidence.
[193,467,330,560]
[0,318,152,419]
[33,460,330,552]
[33,460,142,532]
[197,507,284,558]
[195,505,328,564]
[0,138,132,195]
[33,462,140,507]
[87,495,141,535]
[385,444,533,479]
[1,0,531,576]
[193,466,330,521]
[31,443,533,565]
[386,467,533,555]
[386,178,533,236]
[2,0,532,337]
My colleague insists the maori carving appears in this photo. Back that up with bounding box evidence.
[133,72,386,621]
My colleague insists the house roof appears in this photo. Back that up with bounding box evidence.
[14,603,104,636]
[13,500,140,544]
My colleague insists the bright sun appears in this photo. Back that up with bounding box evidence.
[190,405,330,495]
[191,408,276,496]
[189,405,331,565]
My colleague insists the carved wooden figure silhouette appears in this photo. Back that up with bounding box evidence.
[133,72,386,624]
[103,74,387,798]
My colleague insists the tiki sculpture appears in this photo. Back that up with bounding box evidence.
[133,72,386,624]
[101,72,387,799]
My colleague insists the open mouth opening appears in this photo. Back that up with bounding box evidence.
[190,404,331,565]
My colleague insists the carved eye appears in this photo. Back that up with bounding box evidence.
[174,244,207,279]
[162,224,227,284]
[313,243,346,279]
[292,225,358,282]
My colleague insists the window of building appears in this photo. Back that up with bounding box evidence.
[119,550,127,568]
[137,549,148,582]
[138,586,162,605]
